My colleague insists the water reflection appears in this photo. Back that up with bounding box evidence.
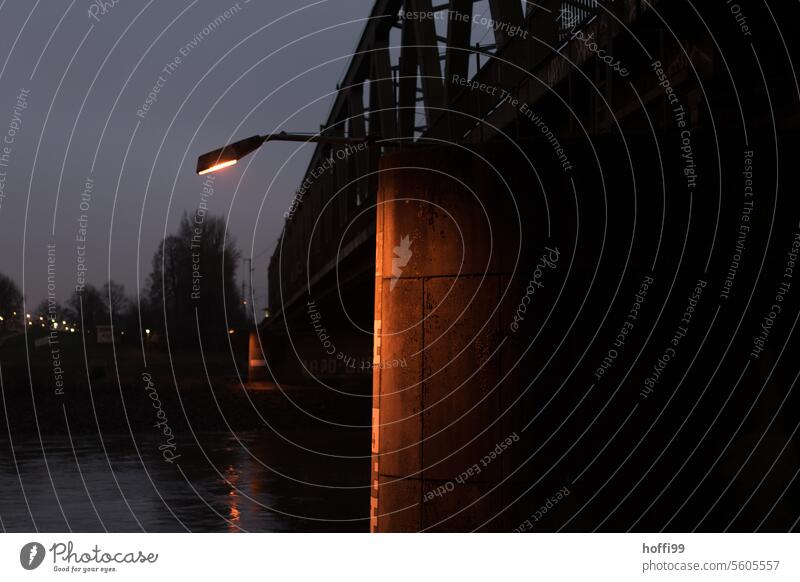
[0,429,370,532]
[225,465,241,532]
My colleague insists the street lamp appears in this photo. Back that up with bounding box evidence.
[196,132,375,175]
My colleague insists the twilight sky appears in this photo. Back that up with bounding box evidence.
[0,0,375,309]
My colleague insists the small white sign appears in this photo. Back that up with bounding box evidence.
[96,325,113,344]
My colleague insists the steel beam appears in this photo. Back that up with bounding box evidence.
[371,36,398,139]
[487,0,525,48]
[408,0,445,127]
[398,13,419,137]
[444,0,473,105]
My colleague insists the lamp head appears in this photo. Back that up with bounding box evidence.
[196,135,266,175]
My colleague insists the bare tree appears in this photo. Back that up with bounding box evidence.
[0,272,22,317]
[145,212,243,347]
[102,280,129,318]
[67,285,107,332]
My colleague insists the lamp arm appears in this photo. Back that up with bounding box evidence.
[262,132,379,146]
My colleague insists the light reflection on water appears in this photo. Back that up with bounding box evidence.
[0,430,370,532]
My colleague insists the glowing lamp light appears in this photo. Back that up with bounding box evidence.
[198,159,237,175]
[196,135,265,175]
[145,329,151,335]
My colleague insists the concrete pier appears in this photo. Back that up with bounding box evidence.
[370,145,540,531]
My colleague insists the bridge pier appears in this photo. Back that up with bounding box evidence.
[247,330,269,383]
[370,145,541,531]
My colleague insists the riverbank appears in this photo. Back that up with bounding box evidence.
[0,330,372,436]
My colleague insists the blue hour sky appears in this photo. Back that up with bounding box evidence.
[0,0,375,308]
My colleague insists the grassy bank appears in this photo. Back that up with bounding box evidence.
[0,330,371,436]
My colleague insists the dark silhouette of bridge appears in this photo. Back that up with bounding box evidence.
[253,0,800,531]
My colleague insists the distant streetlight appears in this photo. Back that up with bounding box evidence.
[145,329,151,335]
[196,132,375,175]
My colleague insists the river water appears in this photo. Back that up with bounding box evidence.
[0,429,370,532]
